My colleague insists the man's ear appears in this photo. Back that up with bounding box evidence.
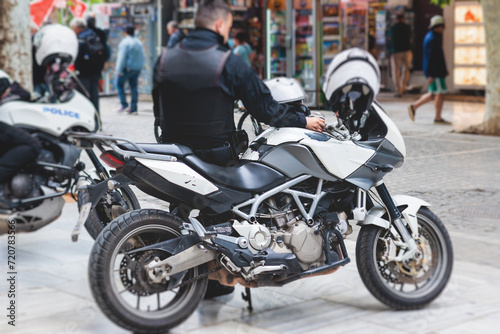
[214,18,224,35]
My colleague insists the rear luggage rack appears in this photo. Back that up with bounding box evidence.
[67,131,177,162]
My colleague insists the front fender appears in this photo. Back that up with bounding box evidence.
[358,195,431,237]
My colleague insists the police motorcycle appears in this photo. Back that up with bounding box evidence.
[73,48,453,333]
[0,24,139,237]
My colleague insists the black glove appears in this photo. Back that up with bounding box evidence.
[290,101,310,116]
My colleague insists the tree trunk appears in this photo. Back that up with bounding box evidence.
[0,0,32,91]
[480,0,500,135]
[464,0,500,135]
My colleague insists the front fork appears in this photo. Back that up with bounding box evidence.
[374,182,422,261]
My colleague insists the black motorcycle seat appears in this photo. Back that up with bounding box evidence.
[184,155,286,193]
[117,143,193,157]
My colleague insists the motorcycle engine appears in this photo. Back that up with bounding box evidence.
[9,174,35,198]
[233,220,324,269]
[4,148,54,201]
[278,221,324,265]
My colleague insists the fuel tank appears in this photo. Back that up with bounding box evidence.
[241,127,375,181]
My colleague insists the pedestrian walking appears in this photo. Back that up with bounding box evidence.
[232,32,252,67]
[86,13,110,62]
[115,24,145,115]
[408,15,450,125]
[70,17,106,114]
[166,21,185,48]
[389,12,412,97]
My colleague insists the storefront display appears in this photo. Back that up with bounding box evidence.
[266,9,288,78]
[176,1,196,31]
[322,0,340,71]
[368,2,388,60]
[94,3,156,95]
[229,1,264,75]
[340,1,368,49]
[265,0,321,106]
[294,0,317,104]
[450,1,486,89]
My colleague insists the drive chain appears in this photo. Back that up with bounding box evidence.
[175,265,223,289]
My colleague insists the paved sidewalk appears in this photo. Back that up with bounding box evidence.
[1,93,499,334]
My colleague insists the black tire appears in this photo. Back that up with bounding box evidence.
[88,209,208,334]
[237,111,266,142]
[356,207,453,310]
[77,185,140,240]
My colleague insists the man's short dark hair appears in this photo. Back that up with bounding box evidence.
[87,15,96,28]
[126,25,135,36]
[235,32,248,43]
[195,0,232,29]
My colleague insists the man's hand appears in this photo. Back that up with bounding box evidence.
[427,77,434,84]
[306,116,325,133]
[1,87,11,99]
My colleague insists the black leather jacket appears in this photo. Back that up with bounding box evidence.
[153,29,307,149]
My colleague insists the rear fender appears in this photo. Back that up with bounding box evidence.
[358,195,431,237]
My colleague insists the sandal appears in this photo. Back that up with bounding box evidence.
[408,104,415,122]
[434,119,451,125]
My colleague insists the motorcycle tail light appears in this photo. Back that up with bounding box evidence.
[100,151,125,168]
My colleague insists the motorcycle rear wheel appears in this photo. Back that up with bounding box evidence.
[88,209,208,334]
[356,207,453,310]
[77,184,140,239]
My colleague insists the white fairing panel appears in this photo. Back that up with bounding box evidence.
[135,158,218,196]
[0,91,96,136]
[243,128,375,179]
[372,102,406,157]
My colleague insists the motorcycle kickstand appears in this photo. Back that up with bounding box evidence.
[241,287,253,312]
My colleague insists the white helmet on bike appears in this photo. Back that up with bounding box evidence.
[264,77,306,104]
[322,48,380,113]
[33,24,78,66]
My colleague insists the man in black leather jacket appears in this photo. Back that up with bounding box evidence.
[153,0,324,166]
[152,0,324,298]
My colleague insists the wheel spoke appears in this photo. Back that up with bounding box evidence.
[137,235,147,247]
[119,284,136,294]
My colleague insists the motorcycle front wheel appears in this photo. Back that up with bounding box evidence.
[77,184,140,239]
[356,207,453,310]
[88,209,208,334]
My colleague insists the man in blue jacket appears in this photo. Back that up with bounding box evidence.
[115,25,145,115]
[166,21,185,48]
[408,15,450,125]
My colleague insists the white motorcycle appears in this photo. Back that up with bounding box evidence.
[0,24,140,237]
[75,48,453,333]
